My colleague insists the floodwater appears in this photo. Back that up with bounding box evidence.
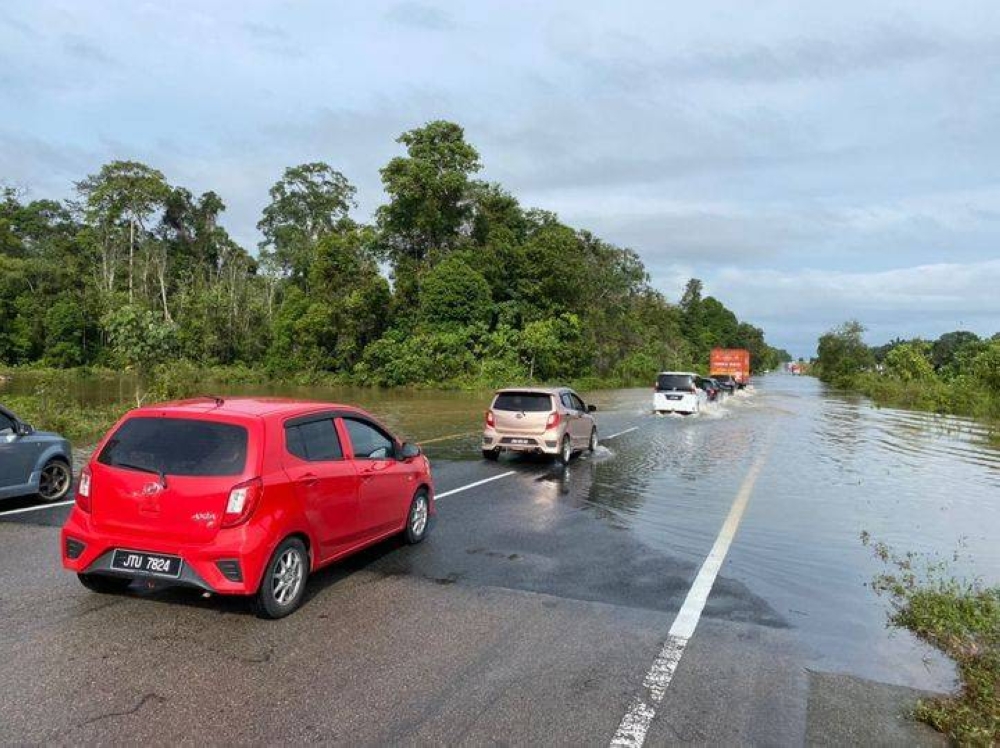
[3,370,998,691]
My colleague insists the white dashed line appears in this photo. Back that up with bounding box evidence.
[435,471,516,499]
[609,444,771,747]
[603,427,638,440]
[0,499,75,517]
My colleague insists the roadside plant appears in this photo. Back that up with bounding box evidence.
[861,533,1000,744]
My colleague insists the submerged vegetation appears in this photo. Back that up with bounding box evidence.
[1,121,787,398]
[862,534,1000,745]
[814,322,1000,439]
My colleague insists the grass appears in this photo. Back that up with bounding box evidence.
[862,533,1000,745]
[2,395,123,444]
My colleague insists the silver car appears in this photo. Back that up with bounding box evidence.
[482,387,598,465]
[0,405,73,502]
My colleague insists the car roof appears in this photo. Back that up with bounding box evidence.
[657,371,698,376]
[130,397,364,420]
[493,386,566,396]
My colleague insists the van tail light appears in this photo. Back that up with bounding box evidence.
[222,477,263,528]
[546,411,561,430]
[486,410,495,428]
[76,466,92,513]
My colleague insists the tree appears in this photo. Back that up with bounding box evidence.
[931,331,980,371]
[419,255,492,328]
[76,161,170,304]
[377,121,481,305]
[103,304,177,403]
[883,342,935,382]
[258,163,357,284]
[816,320,873,384]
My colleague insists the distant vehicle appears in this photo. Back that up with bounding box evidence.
[61,398,434,619]
[0,405,73,503]
[695,376,722,402]
[713,375,738,394]
[653,372,707,415]
[482,387,597,465]
[710,348,751,387]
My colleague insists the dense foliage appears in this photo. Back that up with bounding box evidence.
[814,321,1000,426]
[1,121,784,390]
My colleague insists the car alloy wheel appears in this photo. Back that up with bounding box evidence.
[272,547,305,607]
[588,428,598,453]
[560,436,572,465]
[405,490,431,544]
[39,460,71,501]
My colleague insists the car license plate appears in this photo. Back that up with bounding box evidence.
[666,395,682,401]
[510,438,531,444]
[111,549,182,578]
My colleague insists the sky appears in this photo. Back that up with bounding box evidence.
[2,1,999,357]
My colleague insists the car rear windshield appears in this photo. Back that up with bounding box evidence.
[98,417,248,476]
[492,392,553,412]
[656,374,694,391]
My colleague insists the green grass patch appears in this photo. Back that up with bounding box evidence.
[1,394,123,445]
[862,534,1000,744]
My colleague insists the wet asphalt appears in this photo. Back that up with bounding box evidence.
[0,380,964,746]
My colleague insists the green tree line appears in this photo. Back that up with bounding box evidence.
[1,120,784,389]
[814,321,1000,424]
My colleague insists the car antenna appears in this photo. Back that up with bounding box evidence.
[195,394,225,407]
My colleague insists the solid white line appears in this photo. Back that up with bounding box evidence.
[435,471,516,499]
[0,499,75,517]
[603,426,638,440]
[0,472,518,517]
[609,445,770,747]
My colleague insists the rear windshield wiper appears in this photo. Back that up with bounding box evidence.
[113,461,169,488]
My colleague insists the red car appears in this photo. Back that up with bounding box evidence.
[61,398,434,618]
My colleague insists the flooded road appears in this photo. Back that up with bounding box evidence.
[1,372,997,744]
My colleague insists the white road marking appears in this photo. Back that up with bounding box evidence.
[609,445,771,747]
[0,499,75,517]
[435,471,516,499]
[603,426,638,440]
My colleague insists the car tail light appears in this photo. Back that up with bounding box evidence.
[76,467,92,513]
[222,477,263,528]
[546,411,561,430]
[486,410,495,428]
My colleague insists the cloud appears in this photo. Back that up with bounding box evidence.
[706,260,1000,355]
[384,2,452,31]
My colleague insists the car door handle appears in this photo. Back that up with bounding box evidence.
[297,473,318,487]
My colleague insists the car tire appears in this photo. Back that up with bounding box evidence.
[558,435,572,466]
[482,449,499,461]
[77,573,132,594]
[404,489,431,545]
[255,537,309,620]
[38,457,72,502]
[588,428,598,453]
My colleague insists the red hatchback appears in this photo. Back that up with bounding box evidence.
[61,398,435,618]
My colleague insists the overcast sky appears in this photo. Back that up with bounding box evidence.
[3,1,999,356]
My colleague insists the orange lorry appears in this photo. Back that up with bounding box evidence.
[709,348,751,387]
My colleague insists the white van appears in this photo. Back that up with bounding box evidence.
[653,372,707,415]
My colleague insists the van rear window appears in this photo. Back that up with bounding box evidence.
[492,392,553,412]
[656,374,694,391]
[98,417,248,476]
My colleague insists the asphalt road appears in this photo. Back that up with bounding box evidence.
[0,389,951,746]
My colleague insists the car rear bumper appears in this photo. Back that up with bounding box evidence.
[482,429,560,455]
[653,393,700,413]
[60,507,271,595]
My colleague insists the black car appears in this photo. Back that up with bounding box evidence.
[695,376,721,402]
[712,375,737,394]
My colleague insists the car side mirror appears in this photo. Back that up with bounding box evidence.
[399,442,421,459]
[17,422,34,436]
[587,404,597,413]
